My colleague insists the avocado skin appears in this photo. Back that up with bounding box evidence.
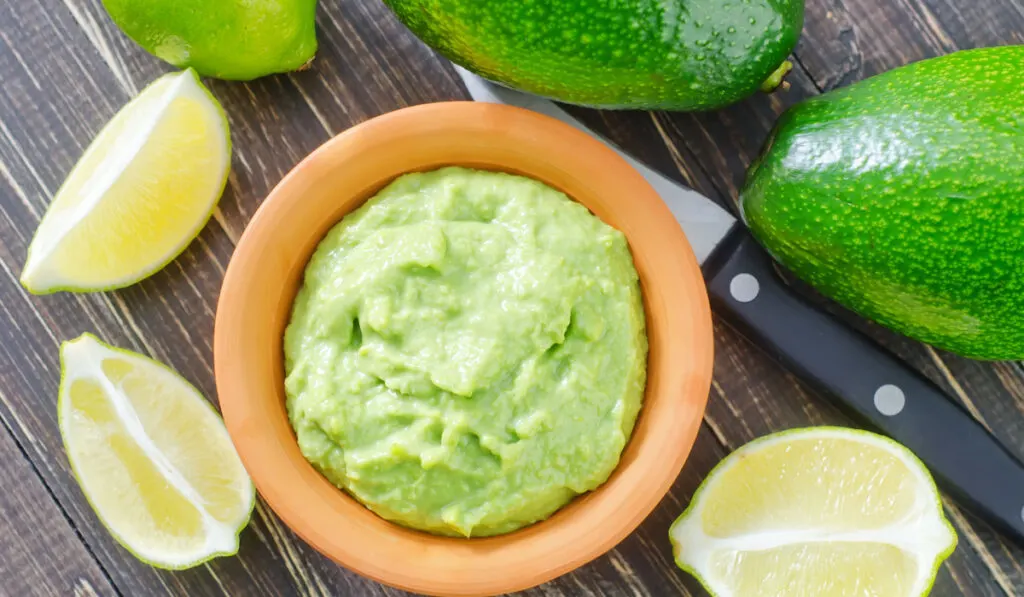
[742,46,1024,360]
[384,0,804,111]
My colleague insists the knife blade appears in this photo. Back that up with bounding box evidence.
[455,65,1024,545]
[455,66,736,264]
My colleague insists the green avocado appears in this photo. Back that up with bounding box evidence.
[741,46,1024,360]
[384,0,804,111]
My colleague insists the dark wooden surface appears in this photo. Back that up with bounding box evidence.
[1,0,1023,595]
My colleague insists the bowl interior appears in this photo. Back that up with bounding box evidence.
[215,102,714,597]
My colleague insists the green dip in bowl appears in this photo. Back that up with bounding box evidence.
[284,167,647,537]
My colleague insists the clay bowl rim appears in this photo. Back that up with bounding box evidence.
[214,101,714,597]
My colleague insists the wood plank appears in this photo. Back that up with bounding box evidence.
[0,0,403,595]
[0,418,116,597]
[797,0,1024,92]
[0,1,468,596]
[1,0,1022,595]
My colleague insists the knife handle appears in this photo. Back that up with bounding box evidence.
[705,228,1024,544]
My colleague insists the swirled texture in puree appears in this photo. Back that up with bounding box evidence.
[284,167,647,537]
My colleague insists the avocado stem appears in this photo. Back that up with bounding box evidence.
[760,60,794,93]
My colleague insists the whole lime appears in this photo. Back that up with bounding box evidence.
[101,0,318,80]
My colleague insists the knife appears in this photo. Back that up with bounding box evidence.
[455,65,1024,545]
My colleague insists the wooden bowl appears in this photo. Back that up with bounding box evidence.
[215,102,714,597]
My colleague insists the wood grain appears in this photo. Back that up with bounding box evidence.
[0,420,115,597]
[1,0,1022,595]
[567,0,1024,593]
[793,2,1024,591]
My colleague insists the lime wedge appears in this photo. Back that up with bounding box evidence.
[21,69,230,294]
[58,334,254,569]
[670,427,957,597]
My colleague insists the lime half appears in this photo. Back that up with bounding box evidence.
[59,334,254,569]
[670,427,957,597]
[21,69,230,294]
[101,0,318,80]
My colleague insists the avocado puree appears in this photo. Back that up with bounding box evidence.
[284,167,647,537]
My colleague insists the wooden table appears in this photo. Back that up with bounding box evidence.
[2,1,1023,595]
